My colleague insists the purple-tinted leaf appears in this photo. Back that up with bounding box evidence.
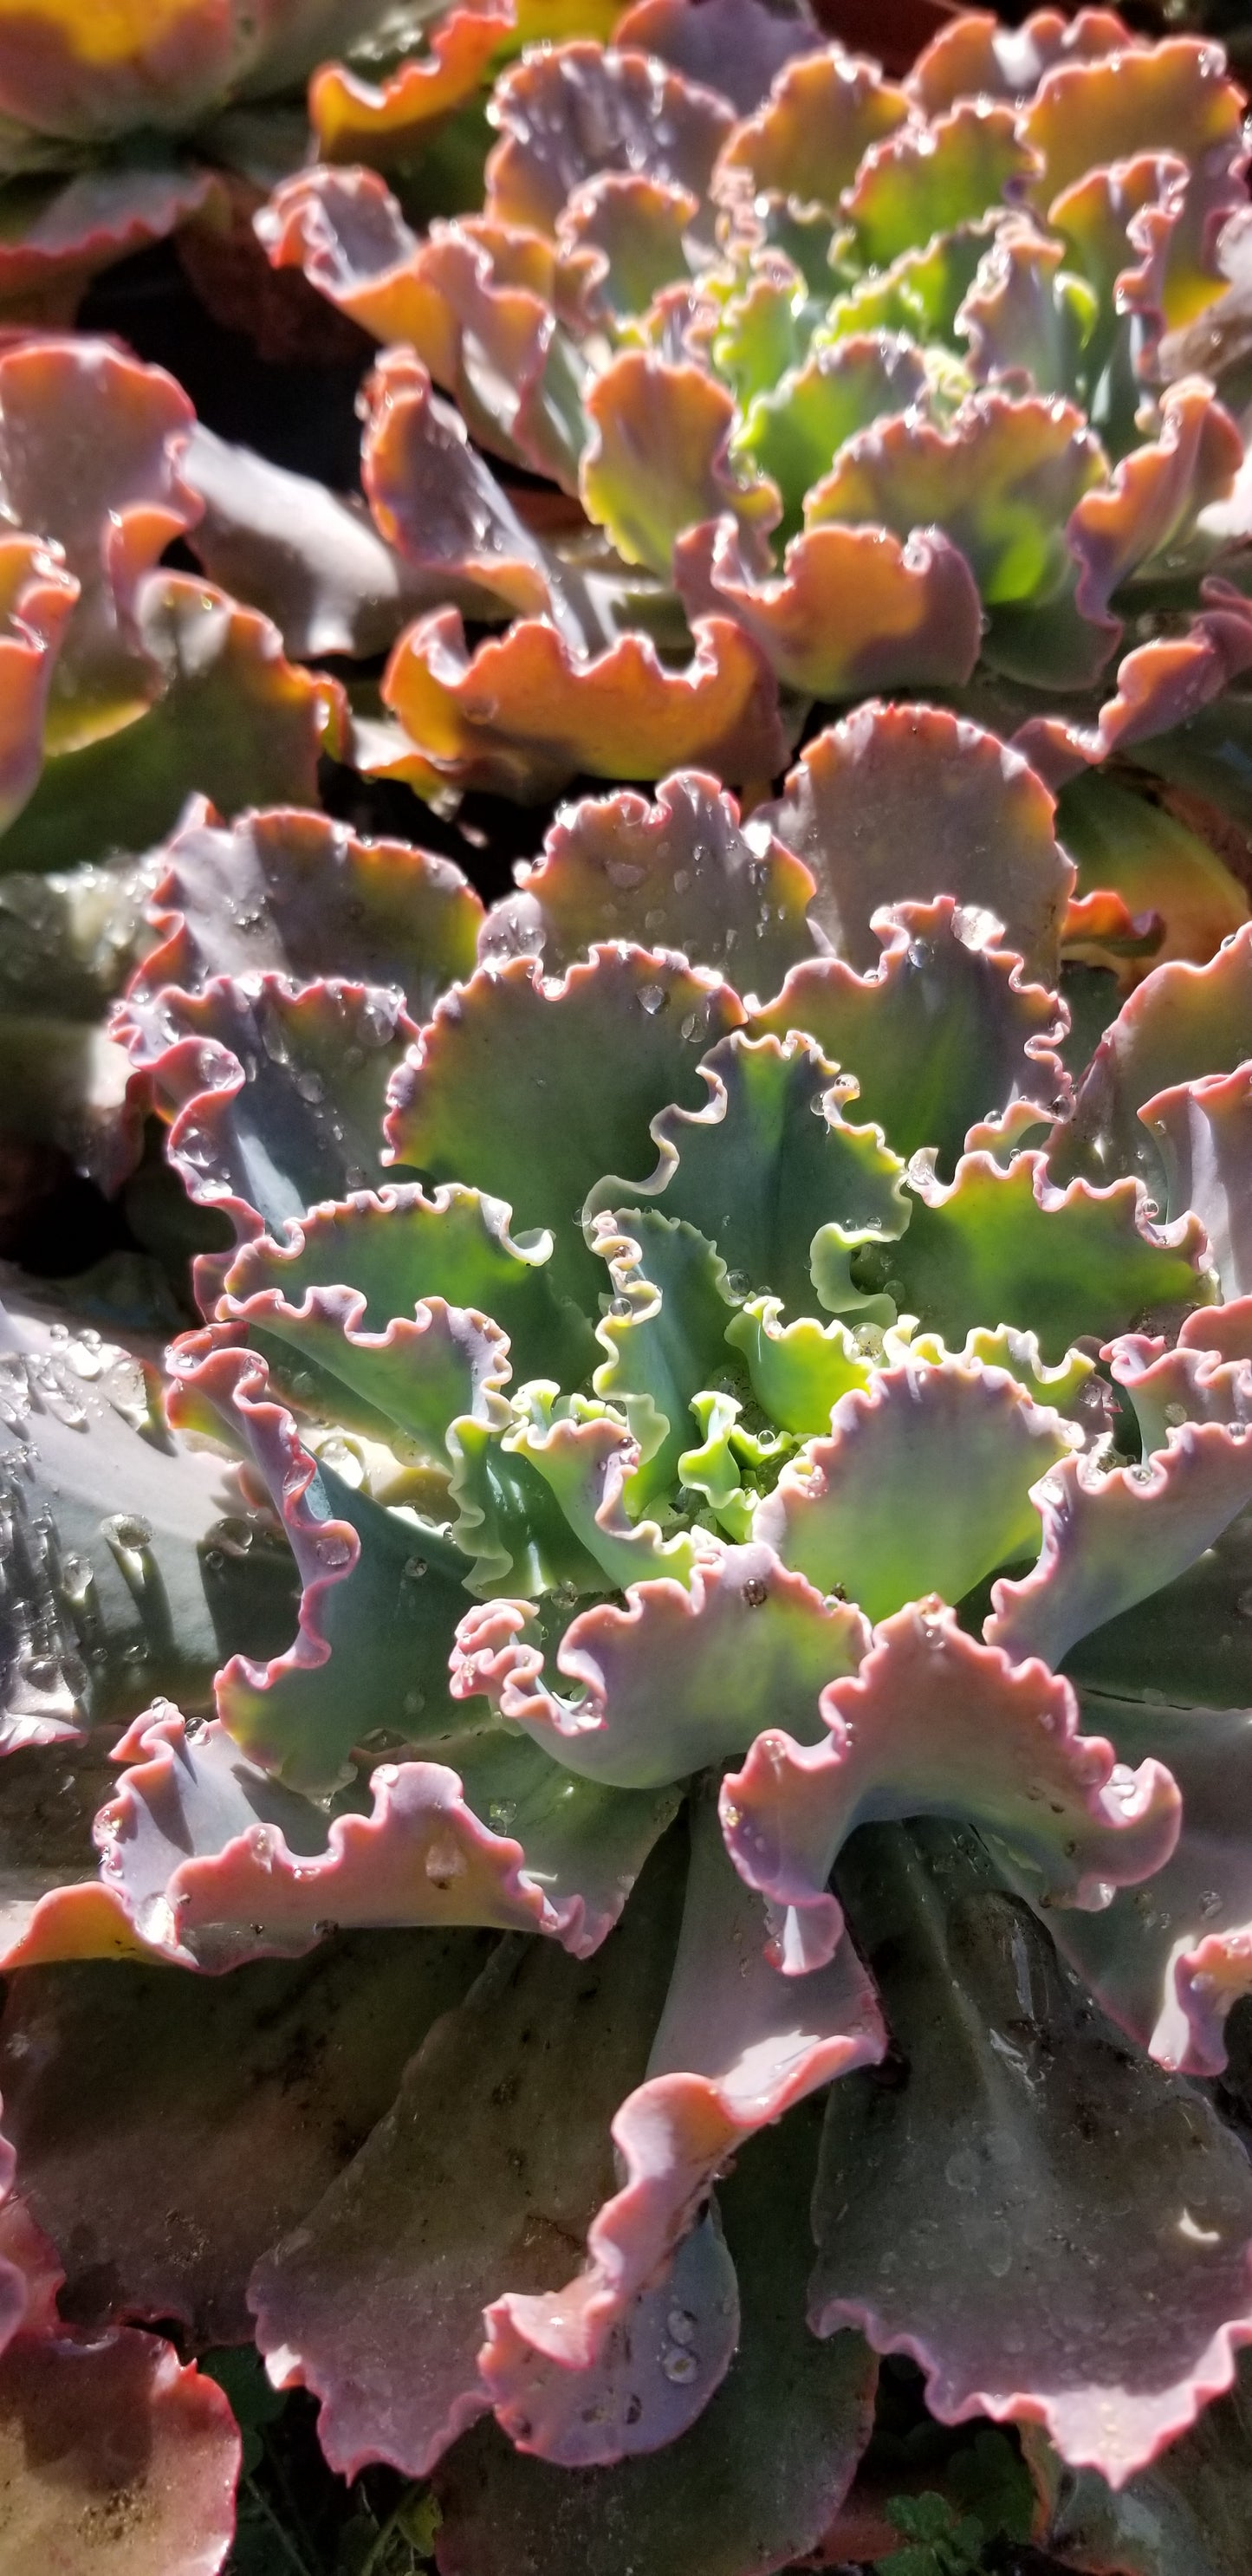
[132,799,481,1027]
[478,768,818,993]
[1055,922,1252,1184]
[614,0,817,118]
[479,1787,883,2462]
[762,703,1074,984]
[812,1820,1252,2485]
[910,8,1132,114]
[484,42,734,239]
[452,1541,869,1788]
[0,1927,490,2338]
[715,43,911,217]
[1142,1064,1252,1301]
[721,1603,1178,1973]
[249,1833,688,2476]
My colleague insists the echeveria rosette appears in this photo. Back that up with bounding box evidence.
[254,4,1252,972]
[0,678,1247,2571]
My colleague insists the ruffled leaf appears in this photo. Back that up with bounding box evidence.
[1057,921,1252,1182]
[379,607,787,799]
[584,1027,909,1320]
[121,972,413,1244]
[454,1540,870,1787]
[478,767,817,992]
[581,354,777,578]
[843,101,1039,270]
[1054,771,1249,981]
[385,945,744,1307]
[589,1208,737,1505]
[0,1928,490,2337]
[731,332,928,540]
[762,702,1074,983]
[558,170,697,323]
[484,41,734,237]
[754,895,1069,1172]
[614,0,819,118]
[884,1149,1210,1358]
[0,573,343,876]
[479,1786,883,2462]
[249,1833,688,2475]
[721,1607,1179,1972]
[0,532,76,833]
[675,517,983,704]
[361,347,565,626]
[753,1353,1073,1621]
[310,6,511,165]
[811,1820,1252,2485]
[1143,1066,1252,1301]
[715,44,911,217]
[988,1424,1252,1673]
[132,798,482,1024]
[220,1182,594,1391]
[909,8,1132,114]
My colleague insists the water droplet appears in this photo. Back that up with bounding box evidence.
[742,1577,769,1607]
[639,983,665,1016]
[661,2345,698,2383]
[315,1531,353,1568]
[666,2307,697,2346]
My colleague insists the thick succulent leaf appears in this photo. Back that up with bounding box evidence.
[1054,770,1249,982]
[166,1337,473,1792]
[754,1355,1073,1621]
[909,7,1132,114]
[1108,1325,1252,1457]
[249,1835,687,2475]
[1011,1691,1252,2081]
[0,1292,233,1746]
[843,101,1038,269]
[675,516,983,704]
[721,1603,1177,1972]
[0,532,76,833]
[220,1182,594,1391]
[585,1028,909,1321]
[0,163,215,303]
[724,1296,873,1437]
[185,425,477,663]
[558,167,697,326]
[434,2105,876,2576]
[811,1820,1252,2485]
[208,1285,511,1468]
[1056,922,1252,1183]
[1011,595,1252,801]
[453,1540,870,1787]
[614,0,817,118]
[379,607,788,800]
[494,1388,709,1591]
[0,1928,490,2338]
[89,1698,671,1965]
[589,1208,737,1505]
[762,702,1074,984]
[715,44,911,216]
[805,392,1109,678]
[256,172,584,489]
[121,971,412,1244]
[133,798,482,1024]
[1026,2362,1252,2576]
[385,945,744,1307]
[479,1787,883,2462]
[478,767,817,993]
[0,2259,239,2576]
[1021,37,1248,330]
[754,896,1069,1173]
[1068,380,1242,633]
[484,41,734,237]
[988,1425,1252,1673]
[0,0,367,143]
[1142,1066,1252,1301]
[957,219,1098,401]
[883,1150,1210,1358]
[360,347,565,626]
[732,333,928,540]
[310,6,510,164]
[0,335,198,753]
[0,573,342,876]
[581,354,777,579]
[824,210,998,346]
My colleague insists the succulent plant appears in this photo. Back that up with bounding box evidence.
[0,3,1252,2572]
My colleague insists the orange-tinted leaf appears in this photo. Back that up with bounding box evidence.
[581,353,777,576]
[674,516,983,699]
[910,6,1133,114]
[311,5,511,165]
[0,529,75,830]
[717,43,911,216]
[843,99,1039,270]
[381,607,787,798]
